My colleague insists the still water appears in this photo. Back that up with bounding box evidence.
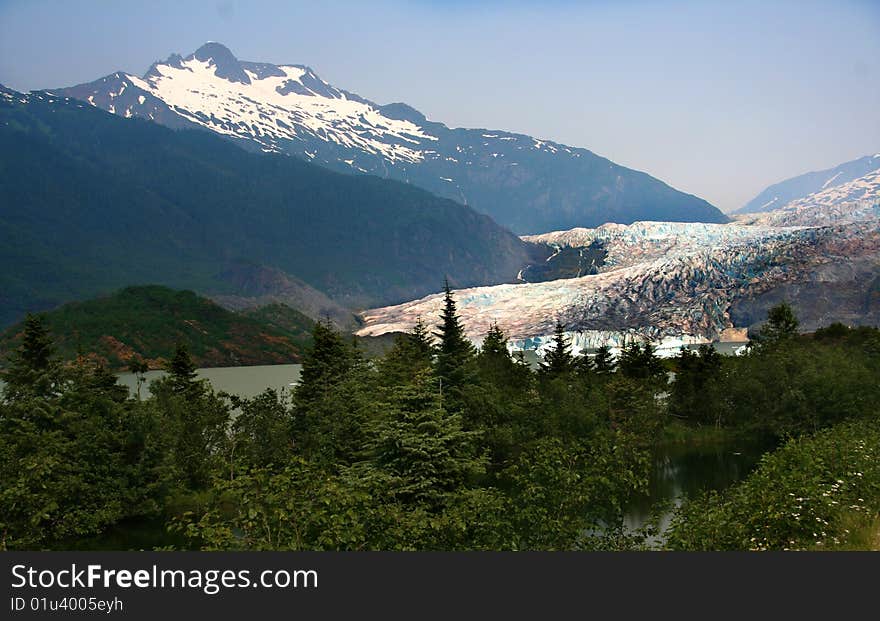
[623,438,773,538]
[118,363,303,398]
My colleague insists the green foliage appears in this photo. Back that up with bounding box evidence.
[668,344,723,425]
[666,418,880,550]
[359,371,485,507]
[0,286,313,370]
[294,320,353,405]
[228,389,295,471]
[538,321,575,378]
[503,436,650,550]
[1,314,62,401]
[687,334,880,437]
[149,350,230,490]
[377,318,434,387]
[0,358,168,549]
[618,340,664,381]
[668,307,880,439]
[176,458,375,550]
[433,280,478,411]
[292,320,375,464]
[591,344,616,374]
[754,300,799,349]
[6,285,877,551]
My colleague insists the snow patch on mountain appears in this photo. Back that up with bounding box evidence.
[737,169,880,227]
[738,154,880,215]
[53,42,729,233]
[120,54,436,162]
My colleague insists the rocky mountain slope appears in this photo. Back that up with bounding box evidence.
[735,171,880,227]
[737,154,880,214]
[55,42,727,233]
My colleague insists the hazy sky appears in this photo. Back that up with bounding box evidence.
[1,0,878,211]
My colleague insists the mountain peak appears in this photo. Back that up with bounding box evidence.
[54,45,727,232]
[189,42,250,84]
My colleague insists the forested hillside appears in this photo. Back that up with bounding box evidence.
[0,86,547,328]
[0,286,314,370]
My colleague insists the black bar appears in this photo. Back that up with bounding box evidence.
[2,551,877,619]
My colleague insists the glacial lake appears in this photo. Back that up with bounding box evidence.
[117,363,303,398]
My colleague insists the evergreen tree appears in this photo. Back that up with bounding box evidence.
[293,319,373,464]
[481,321,509,359]
[2,314,62,401]
[618,340,664,381]
[167,343,199,395]
[363,370,484,508]
[669,344,723,425]
[477,322,521,385]
[85,361,129,403]
[0,325,165,549]
[539,321,575,378]
[379,317,435,387]
[433,280,476,408]
[592,344,616,374]
[411,317,435,360]
[152,343,229,489]
[295,319,352,406]
[756,302,799,347]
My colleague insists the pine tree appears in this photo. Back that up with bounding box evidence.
[592,344,615,374]
[481,321,509,359]
[293,319,372,464]
[539,321,574,378]
[477,321,526,390]
[379,317,435,387]
[669,344,723,424]
[433,280,476,406]
[411,317,435,360]
[295,319,352,405]
[618,339,664,380]
[2,314,62,401]
[365,370,484,508]
[167,343,199,395]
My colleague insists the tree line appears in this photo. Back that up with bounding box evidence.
[1,286,878,550]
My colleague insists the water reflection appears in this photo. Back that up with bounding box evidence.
[624,438,774,536]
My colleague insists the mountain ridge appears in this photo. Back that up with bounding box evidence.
[737,154,880,215]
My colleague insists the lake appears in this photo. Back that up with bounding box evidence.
[623,437,773,542]
[118,363,303,398]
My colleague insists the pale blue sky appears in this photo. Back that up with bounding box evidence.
[1,0,878,210]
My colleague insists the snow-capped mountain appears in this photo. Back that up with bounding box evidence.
[737,154,880,214]
[55,42,726,234]
[357,214,880,355]
[735,170,880,228]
